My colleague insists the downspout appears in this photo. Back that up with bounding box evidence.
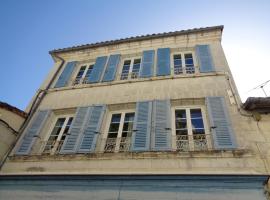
[0,53,65,170]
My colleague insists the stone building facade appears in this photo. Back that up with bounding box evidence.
[0,26,270,200]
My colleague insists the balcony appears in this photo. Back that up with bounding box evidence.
[176,134,212,151]
[104,137,132,153]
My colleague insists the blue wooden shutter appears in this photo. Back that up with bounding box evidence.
[54,61,77,88]
[131,101,152,151]
[60,107,89,154]
[157,48,171,76]
[206,96,237,149]
[78,105,106,153]
[152,100,172,151]
[196,45,215,73]
[16,110,50,155]
[88,56,108,83]
[102,54,120,82]
[139,50,155,78]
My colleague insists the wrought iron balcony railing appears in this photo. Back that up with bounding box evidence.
[176,134,211,151]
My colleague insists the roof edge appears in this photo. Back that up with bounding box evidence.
[0,102,27,118]
[49,25,224,55]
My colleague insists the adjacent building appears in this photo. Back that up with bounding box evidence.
[1,26,270,200]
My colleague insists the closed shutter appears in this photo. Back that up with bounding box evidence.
[157,48,171,76]
[139,50,155,78]
[131,101,152,151]
[102,54,120,82]
[16,110,50,155]
[152,100,172,151]
[54,61,77,88]
[196,45,215,73]
[60,107,89,154]
[206,96,237,149]
[88,56,108,83]
[78,105,106,153]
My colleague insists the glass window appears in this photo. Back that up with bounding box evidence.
[184,54,195,74]
[174,108,209,151]
[85,65,94,79]
[120,60,131,80]
[43,117,73,154]
[174,54,182,75]
[175,110,187,135]
[131,59,141,79]
[190,109,205,134]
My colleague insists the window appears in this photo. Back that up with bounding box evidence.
[43,116,73,154]
[120,58,141,80]
[173,107,211,151]
[73,64,94,85]
[173,53,195,75]
[104,112,135,152]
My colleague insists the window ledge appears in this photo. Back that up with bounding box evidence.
[9,149,252,162]
[49,71,226,93]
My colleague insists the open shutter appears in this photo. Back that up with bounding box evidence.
[196,45,215,73]
[152,100,172,151]
[60,107,89,154]
[131,101,152,151]
[206,96,237,149]
[139,50,155,78]
[88,56,108,83]
[54,61,77,88]
[102,54,120,82]
[78,105,106,153]
[157,48,171,76]
[16,110,50,155]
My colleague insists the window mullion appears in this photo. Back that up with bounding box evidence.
[182,53,186,74]
[115,112,125,152]
[51,117,69,154]
[186,109,194,151]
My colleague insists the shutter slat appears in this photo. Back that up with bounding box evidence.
[54,61,77,88]
[157,48,171,76]
[139,50,155,78]
[196,45,215,73]
[16,110,50,155]
[152,100,172,150]
[206,96,237,149]
[102,54,120,82]
[131,101,152,151]
[78,105,105,153]
[88,56,108,83]
[60,107,89,154]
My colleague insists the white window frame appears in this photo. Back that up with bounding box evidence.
[42,114,74,155]
[73,63,94,85]
[171,51,197,75]
[118,57,141,80]
[102,109,135,153]
[171,105,212,151]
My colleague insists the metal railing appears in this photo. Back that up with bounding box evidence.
[176,134,211,151]
[120,72,139,80]
[103,137,131,153]
[174,66,195,75]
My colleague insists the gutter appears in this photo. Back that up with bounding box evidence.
[0,53,65,170]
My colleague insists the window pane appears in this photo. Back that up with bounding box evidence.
[175,110,186,119]
[190,109,202,118]
[85,65,94,78]
[111,114,121,123]
[76,66,86,78]
[176,129,188,135]
[121,60,131,80]
[124,113,135,122]
[109,123,120,133]
[191,118,204,129]
[175,120,187,129]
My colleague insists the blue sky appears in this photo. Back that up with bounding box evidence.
[0,0,270,110]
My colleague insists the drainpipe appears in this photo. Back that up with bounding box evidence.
[0,53,65,170]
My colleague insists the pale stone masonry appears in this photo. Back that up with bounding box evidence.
[1,26,270,200]
[2,25,270,175]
